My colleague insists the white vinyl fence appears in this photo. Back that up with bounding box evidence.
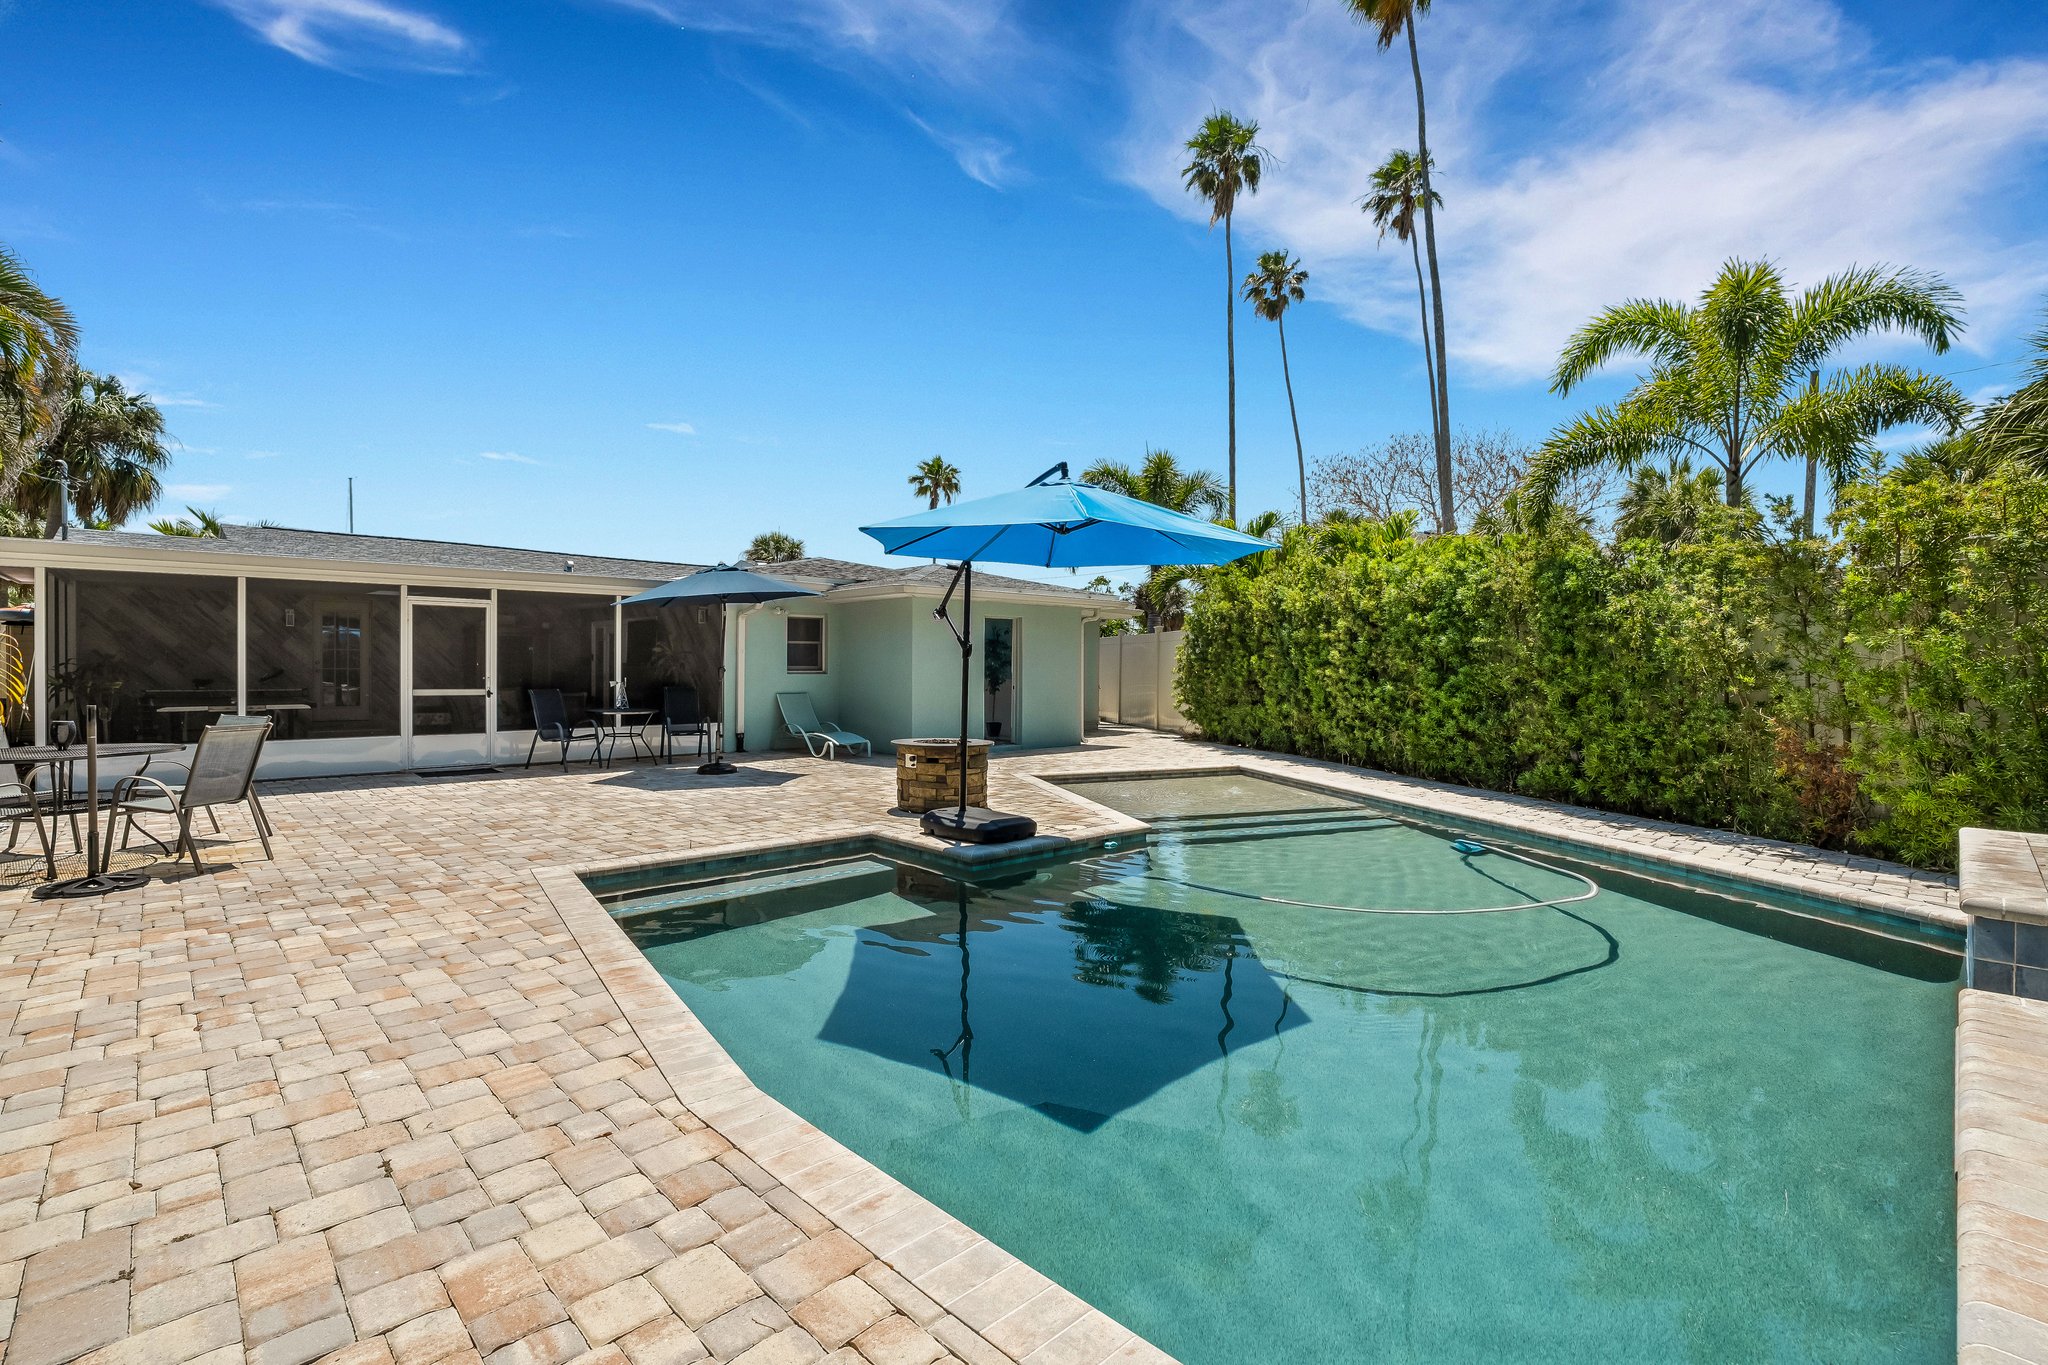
[1097,630,1191,733]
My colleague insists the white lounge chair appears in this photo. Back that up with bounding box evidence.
[775,692,872,759]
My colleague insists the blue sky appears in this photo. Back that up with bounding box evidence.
[3,0,2045,572]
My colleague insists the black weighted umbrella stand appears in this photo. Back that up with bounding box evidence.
[33,705,151,900]
[920,560,1036,845]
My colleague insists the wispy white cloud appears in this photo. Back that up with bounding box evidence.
[906,114,1017,189]
[1115,0,2048,380]
[167,483,234,501]
[221,196,402,236]
[114,371,220,409]
[599,0,1022,90]
[646,421,697,435]
[208,0,468,74]
[477,450,540,464]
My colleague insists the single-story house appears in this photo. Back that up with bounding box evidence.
[0,526,1131,777]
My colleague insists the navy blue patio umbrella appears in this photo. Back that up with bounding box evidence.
[860,463,1272,842]
[620,565,818,775]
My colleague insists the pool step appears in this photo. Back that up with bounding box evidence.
[607,857,897,921]
[1156,812,1405,848]
[1148,806,1379,833]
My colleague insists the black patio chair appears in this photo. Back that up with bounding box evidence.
[109,719,273,873]
[659,685,711,763]
[525,688,601,768]
[0,779,55,880]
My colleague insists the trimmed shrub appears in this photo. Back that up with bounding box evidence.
[1177,468,2048,869]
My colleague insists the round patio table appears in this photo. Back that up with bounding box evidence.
[0,739,181,890]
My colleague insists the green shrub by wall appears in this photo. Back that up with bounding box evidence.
[1177,468,2048,869]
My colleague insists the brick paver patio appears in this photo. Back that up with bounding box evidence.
[0,728,1970,1365]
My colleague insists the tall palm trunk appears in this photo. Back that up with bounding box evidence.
[1224,210,1238,524]
[1409,232,1440,478]
[1277,315,1306,524]
[1406,17,1452,532]
[1800,370,1819,535]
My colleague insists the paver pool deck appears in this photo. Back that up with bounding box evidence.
[0,726,2025,1365]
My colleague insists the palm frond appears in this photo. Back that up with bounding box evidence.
[1767,363,1969,489]
[1181,112,1266,226]
[1774,265,1964,381]
[1979,308,2048,477]
[1524,402,1697,511]
[1345,0,1429,50]
[1550,299,1695,394]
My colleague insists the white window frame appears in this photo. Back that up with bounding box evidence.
[785,614,827,674]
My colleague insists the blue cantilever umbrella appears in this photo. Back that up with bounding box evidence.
[620,565,818,775]
[860,463,1272,842]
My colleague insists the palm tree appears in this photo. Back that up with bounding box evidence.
[1348,1,1451,526]
[1182,112,1267,524]
[1612,459,1753,544]
[1240,508,1286,540]
[744,530,805,563]
[14,370,171,532]
[1243,251,1310,524]
[908,456,961,510]
[1982,308,2048,477]
[0,245,77,426]
[1083,448,1228,518]
[0,245,79,508]
[1526,260,1968,512]
[1085,449,1229,632]
[149,506,225,538]
[1362,150,1446,506]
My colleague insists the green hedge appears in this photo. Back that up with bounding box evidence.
[1177,468,2048,869]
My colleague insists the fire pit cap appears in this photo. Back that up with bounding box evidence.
[895,737,992,750]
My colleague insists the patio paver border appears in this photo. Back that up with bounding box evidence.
[533,859,1174,1365]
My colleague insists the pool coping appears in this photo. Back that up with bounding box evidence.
[534,835,1174,1365]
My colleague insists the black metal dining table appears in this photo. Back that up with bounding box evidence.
[0,734,182,891]
[592,707,657,765]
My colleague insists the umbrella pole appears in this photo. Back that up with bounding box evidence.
[33,702,150,900]
[85,705,100,875]
[958,561,971,820]
[698,603,739,775]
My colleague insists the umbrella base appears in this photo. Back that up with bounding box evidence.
[921,807,1038,845]
[33,871,151,900]
[696,759,739,775]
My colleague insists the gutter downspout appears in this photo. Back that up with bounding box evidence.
[1079,608,1107,736]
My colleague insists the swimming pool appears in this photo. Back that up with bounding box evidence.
[603,772,1959,1363]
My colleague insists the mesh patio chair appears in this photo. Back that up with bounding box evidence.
[31,748,159,853]
[525,689,601,768]
[110,719,273,873]
[659,685,711,763]
[0,779,55,880]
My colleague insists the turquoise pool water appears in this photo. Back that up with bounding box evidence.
[608,774,1959,1364]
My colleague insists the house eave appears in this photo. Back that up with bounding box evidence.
[0,536,675,595]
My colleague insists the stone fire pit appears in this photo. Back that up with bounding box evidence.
[894,737,990,813]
